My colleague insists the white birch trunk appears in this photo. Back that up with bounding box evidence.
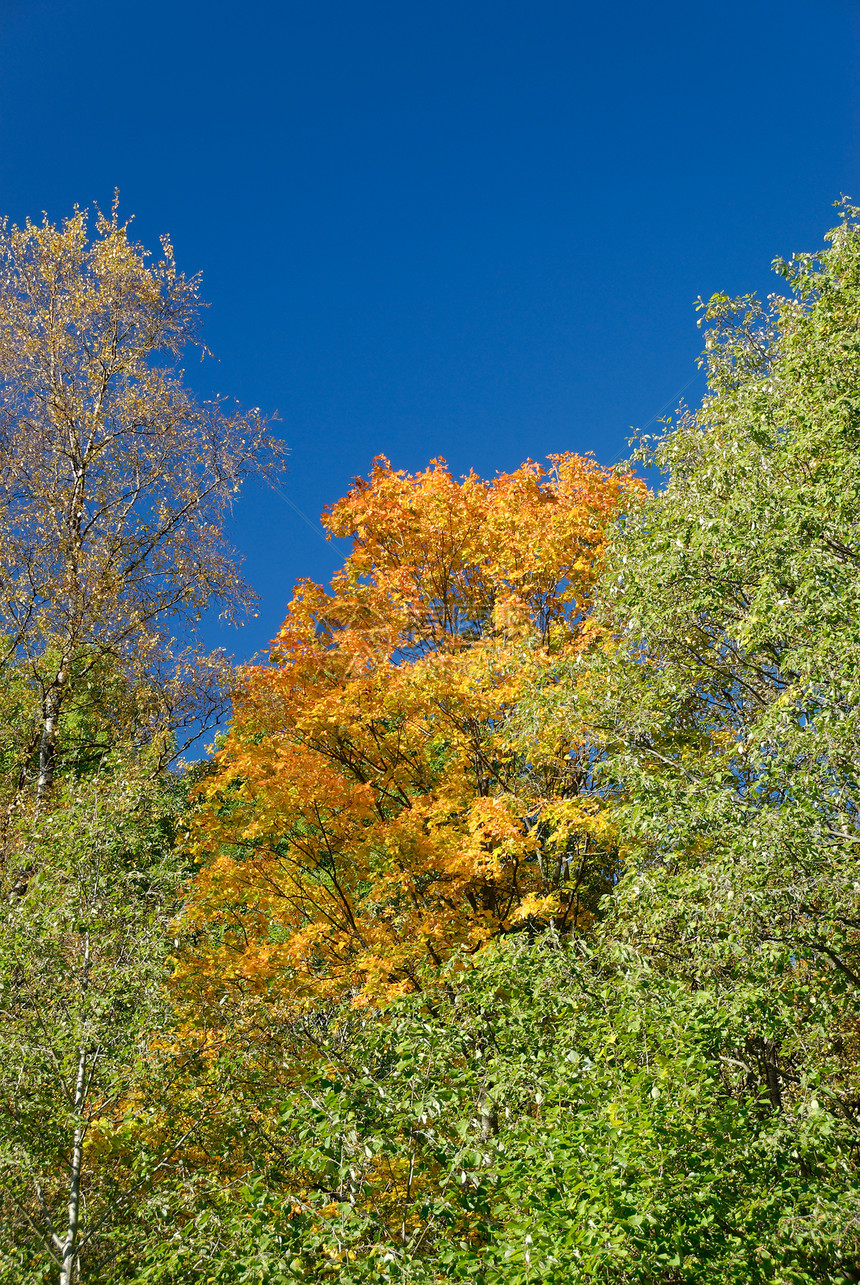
[58,1043,87,1285]
[58,933,91,1285]
[37,661,70,801]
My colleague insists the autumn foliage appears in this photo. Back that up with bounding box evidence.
[9,206,860,1284]
[184,454,638,1004]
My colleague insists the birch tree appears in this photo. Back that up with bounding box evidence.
[0,199,282,800]
[0,764,203,1284]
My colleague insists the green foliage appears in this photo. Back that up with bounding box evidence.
[0,763,191,1282]
[125,938,860,1283]
[567,201,860,1134]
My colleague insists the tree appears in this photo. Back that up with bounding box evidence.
[0,200,282,800]
[181,454,638,1011]
[0,199,282,1283]
[561,202,860,1224]
[0,762,198,1285]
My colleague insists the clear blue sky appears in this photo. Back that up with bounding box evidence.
[1,0,858,660]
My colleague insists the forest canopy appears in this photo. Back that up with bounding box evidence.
[2,204,860,1284]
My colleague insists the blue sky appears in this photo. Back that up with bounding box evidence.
[1,0,858,660]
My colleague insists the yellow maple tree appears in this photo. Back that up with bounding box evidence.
[181,453,640,1005]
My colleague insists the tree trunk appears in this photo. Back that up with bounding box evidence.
[59,933,91,1285]
[38,662,69,801]
[58,1043,87,1285]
